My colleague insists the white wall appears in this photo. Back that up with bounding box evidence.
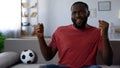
[38,0,120,37]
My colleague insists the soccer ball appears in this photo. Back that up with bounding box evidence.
[20,49,35,64]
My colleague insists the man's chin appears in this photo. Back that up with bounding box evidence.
[74,24,85,29]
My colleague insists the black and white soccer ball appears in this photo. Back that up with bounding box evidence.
[20,49,35,64]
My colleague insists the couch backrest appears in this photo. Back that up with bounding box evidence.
[4,38,120,65]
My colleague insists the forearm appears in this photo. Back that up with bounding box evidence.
[37,36,53,60]
[102,32,113,66]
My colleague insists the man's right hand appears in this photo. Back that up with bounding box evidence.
[34,23,44,38]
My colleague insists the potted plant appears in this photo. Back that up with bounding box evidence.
[0,33,6,52]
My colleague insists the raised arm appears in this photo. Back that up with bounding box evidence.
[34,23,57,61]
[98,20,113,66]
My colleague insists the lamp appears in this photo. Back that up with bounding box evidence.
[118,10,120,19]
[114,10,120,33]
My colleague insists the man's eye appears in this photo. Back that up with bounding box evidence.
[80,10,86,13]
[72,12,76,14]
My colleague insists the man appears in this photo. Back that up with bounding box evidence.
[34,1,113,68]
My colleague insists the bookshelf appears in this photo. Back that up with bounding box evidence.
[21,0,38,36]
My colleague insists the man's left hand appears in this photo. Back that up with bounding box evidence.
[99,20,109,38]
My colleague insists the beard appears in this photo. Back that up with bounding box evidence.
[72,17,88,29]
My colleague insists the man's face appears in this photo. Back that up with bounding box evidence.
[71,3,90,29]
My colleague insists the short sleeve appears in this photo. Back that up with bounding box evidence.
[49,33,57,49]
[97,32,103,52]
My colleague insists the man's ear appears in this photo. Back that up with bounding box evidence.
[87,11,90,17]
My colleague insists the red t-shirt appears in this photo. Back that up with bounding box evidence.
[49,24,103,68]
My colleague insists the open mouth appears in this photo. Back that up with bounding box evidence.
[76,19,82,25]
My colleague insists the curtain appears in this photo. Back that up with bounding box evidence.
[0,0,21,38]
[0,24,21,38]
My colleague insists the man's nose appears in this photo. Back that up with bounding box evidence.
[75,12,82,18]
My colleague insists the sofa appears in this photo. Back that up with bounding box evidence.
[1,37,120,68]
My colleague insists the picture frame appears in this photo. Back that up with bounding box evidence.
[98,1,111,11]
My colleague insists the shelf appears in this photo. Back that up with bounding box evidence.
[22,3,37,8]
[21,0,38,37]
[22,3,29,8]
[30,12,37,17]
[30,3,37,8]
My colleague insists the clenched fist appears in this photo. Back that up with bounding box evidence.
[34,23,44,38]
[99,20,109,38]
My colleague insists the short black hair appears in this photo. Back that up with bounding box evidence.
[71,1,89,10]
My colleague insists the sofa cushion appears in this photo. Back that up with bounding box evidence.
[11,63,46,68]
[100,65,120,68]
[0,51,20,68]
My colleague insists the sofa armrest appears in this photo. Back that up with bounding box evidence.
[0,51,20,68]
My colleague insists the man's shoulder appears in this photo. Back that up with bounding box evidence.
[54,24,72,34]
[87,24,101,34]
[57,24,72,30]
[88,24,100,30]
